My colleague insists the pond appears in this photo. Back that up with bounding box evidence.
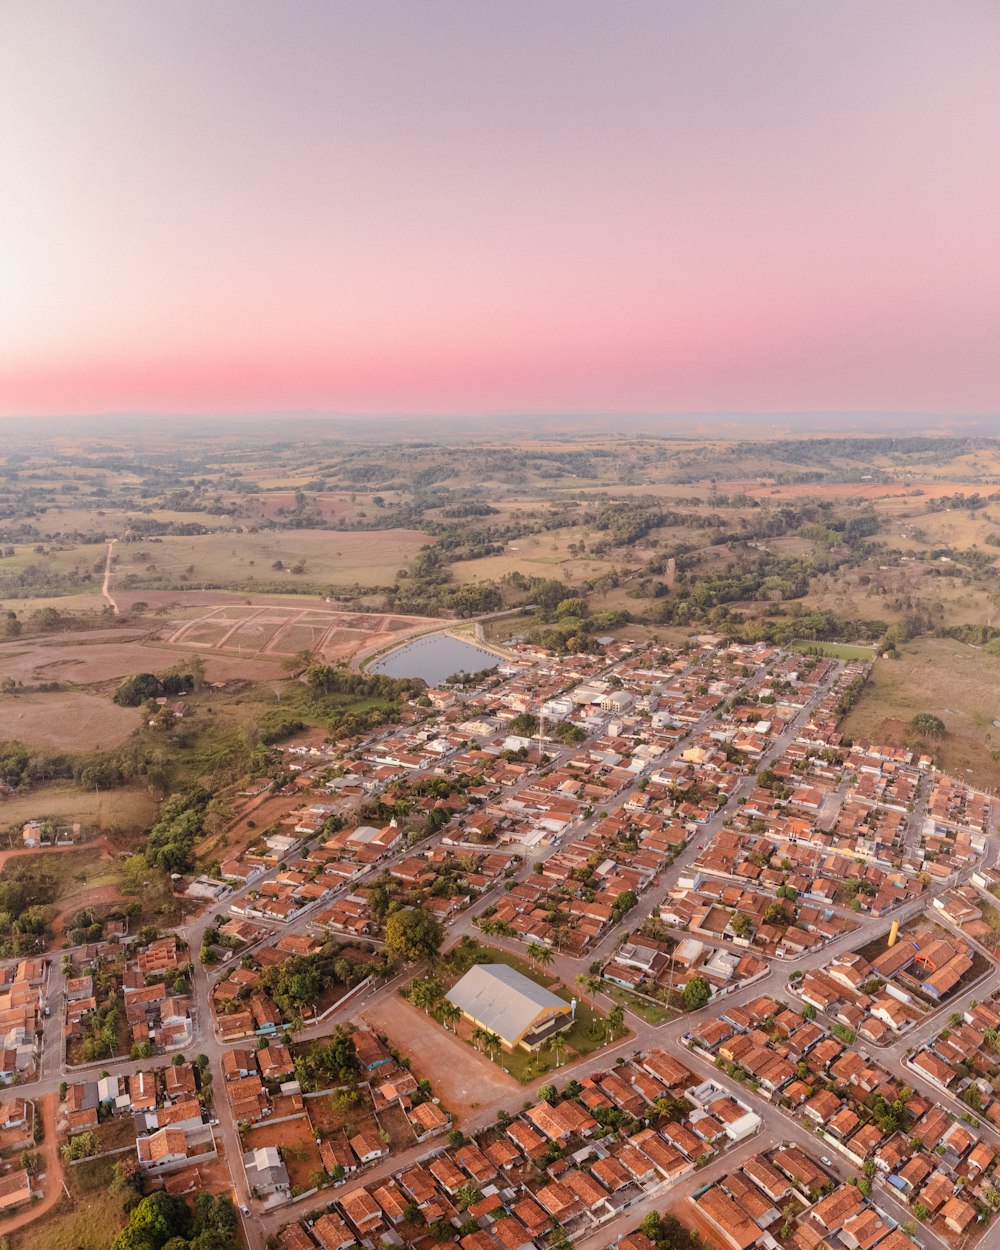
[369,632,502,685]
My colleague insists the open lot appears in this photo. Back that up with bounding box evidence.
[359,993,519,1118]
[162,602,431,663]
[0,626,282,687]
[842,637,1000,786]
[0,783,157,834]
[244,1115,323,1194]
[9,1155,128,1250]
[0,690,138,750]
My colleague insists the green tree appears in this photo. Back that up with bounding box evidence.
[911,713,945,739]
[682,976,711,1010]
[530,943,555,971]
[385,907,443,963]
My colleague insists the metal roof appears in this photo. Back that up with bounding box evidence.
[445,963,569,1043]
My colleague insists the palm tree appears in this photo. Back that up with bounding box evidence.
[439,1001,461,1032]
[472,1026,490,1053]
[486,1032,502,1060]
[530,943,555,972]
[608,1004,625,1039]
[548,1033,567,1068]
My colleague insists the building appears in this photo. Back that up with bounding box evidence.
[445,963,573,1052]
[244,1145,290,1196]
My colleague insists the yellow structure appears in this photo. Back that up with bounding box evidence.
[887,919,899,947]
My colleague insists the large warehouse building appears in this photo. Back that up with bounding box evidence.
[445,963,573,1052]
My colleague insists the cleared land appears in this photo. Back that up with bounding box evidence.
[0,690,138,750]
[9,1155,127,1250]
[0,784,157,833]
[163,602,432,663]
[842,638,1000,786]
[359,993,519,1117]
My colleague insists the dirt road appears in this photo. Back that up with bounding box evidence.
[0,1093,64,1236]
[101,539,118,613]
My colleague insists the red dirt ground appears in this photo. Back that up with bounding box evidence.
[358,994,518,1120]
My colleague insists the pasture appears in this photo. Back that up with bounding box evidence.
[112,526,432,590]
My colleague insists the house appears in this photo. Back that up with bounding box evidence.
[445,963,572,1052]
[137,1127,189,1170]
[313,1212,356,1250]
[340,1186,384,1236]
[257,1042,294,1081]
[0,1169,31,1212]
[128,1071,157,1112]
[319,1134,357,1176]
[222,1049,257,1081]
[694,1185,764,1250]
[350,1126,388,1164]
[0,1098,29,1130]
[244,1145,290,1195]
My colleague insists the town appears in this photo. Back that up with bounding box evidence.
[3,633,1000,1250]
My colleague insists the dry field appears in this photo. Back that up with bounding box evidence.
[454,526,623,585]
[0,783,157,833]
[842,638,1000,787]
[0,624,284,687]
[113,527,431,589]
[0,690,138,750]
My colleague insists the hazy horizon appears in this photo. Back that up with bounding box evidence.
[3,2,1000,419]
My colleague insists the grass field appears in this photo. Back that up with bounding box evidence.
[790,640,876,660]
[841,638,1000,787]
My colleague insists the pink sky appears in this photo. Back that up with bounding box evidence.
[2,2,1000,418]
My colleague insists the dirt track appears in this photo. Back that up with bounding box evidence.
[0,1094,64,1236]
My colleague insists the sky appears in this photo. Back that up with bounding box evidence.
[2,1,1000,420]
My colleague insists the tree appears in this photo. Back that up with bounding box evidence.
[608,1004,625,1039]
[548,1033,568,1067]
[410,976,443,1013]
[911,713,945,739]
[730,913,752,939]
[114,672,163,706]
[537,1083,557,1102]
[439,1001,461,1032]
[530,943,555,971]
[384,908,443,963]
[682,976,711,1011]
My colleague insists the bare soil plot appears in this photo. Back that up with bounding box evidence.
[0,691,138,751]
[358,994,518,1119]
[162,602,435,665]
[245,1115,323,1192]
